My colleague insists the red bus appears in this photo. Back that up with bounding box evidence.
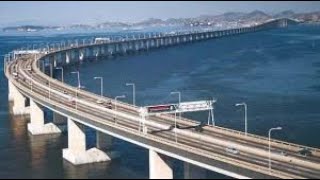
[147,104,176,113]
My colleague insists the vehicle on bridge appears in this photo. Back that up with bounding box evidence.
[96,100,112,109]
[275,150,288,157]
[94,38,111,44]
[68,97,76,105]
[298,148,312,157]
[12,72,18,78]
[146,104,177,113]
[226,147,239,155]
[104,102,113,109]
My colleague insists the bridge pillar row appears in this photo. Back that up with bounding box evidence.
[63,118,118,165]
[27,99,61,135]
[149,149,173,179]
[184,162,207,179]
[8,81,30,115]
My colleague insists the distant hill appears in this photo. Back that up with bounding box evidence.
[274,10,296,18]
[3,10,320,32]
[242,10,271,21]
[97,21,130,29]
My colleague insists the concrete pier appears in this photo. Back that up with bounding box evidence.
[8,81,29,115]
[149,150,173,179]
[63,118,113,165]
[27,99,61,135]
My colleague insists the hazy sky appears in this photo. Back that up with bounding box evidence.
[1,1,320,26]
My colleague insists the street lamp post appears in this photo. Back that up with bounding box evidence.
[235,102,248,136]
[114,95,126,123]
[48,79,51,100]
[174,110,178,143]
[71,71,83,111]
[126,83,135,106]
[268,127,282,174]
[94,77,104,99]
[49,63,53,78]
[71,71,81,89]
[74,87,85,111]
[56,67,64,83]
[170,91,181,118]
[171,91,181,143]
[46,43,50,52]
[23,68,33,92]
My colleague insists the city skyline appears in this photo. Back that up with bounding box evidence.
[1,1,320,26]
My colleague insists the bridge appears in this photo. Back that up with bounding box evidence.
[4,18,320,179]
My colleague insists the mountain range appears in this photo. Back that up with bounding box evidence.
[3,10,320,32]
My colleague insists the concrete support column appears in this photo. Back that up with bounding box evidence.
[149,150,173,179]
[184,162,207,179]
[115,44,120,53]
[100,46,105,56]
[49,59,53,78]
[94,47,100,59]
[30,99,44,126]
[63,118,112,165]
[66,51,70,64]
[27,99,61,135]
[79,50,84,61]
[8,81,29,115]
[53,55,58,68]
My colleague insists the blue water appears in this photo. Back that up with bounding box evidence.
[1,24,320,178]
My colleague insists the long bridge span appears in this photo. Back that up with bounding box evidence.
[4,18,320,179]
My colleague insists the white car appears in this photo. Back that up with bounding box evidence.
[226,147,239,155]
[96,100,103,104]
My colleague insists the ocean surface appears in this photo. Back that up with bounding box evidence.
[0,24,320,178]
